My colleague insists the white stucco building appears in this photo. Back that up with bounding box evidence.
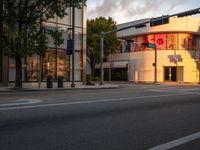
[105,16,200,83]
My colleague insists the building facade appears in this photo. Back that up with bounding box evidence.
[105,16,200,83]
[0,5,87,87]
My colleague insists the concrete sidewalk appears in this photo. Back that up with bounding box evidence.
[0,83,119,92]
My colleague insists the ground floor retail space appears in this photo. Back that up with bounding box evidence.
[0,49,85,86]
[164,66,184,82]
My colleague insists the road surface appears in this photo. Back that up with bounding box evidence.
[0,84,200,150]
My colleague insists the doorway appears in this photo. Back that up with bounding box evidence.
[164,67,177,82]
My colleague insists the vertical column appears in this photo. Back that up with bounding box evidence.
[154,47,157,83]
[0,0,8,86]
[0,0,3,84]
[71,1,75,87]
[100,34,104,85]
[82,5,87,85]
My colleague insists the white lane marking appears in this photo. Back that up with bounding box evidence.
[0,99,42,107]
[0,93,189,111]
[148,131,200,150]
[178,88,200,91]
[151,89,200,95]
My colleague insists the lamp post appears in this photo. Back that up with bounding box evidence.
[71,0,75,87]
[109,51,112,82]
[154,46,157,83]
[100,32,104,85]
[0,0,3,84]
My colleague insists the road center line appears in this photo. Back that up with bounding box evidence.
[0,93,189,111]
[0,99,42,107]
[147,131,200,150]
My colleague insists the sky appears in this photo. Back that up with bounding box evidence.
[87,0,200,24]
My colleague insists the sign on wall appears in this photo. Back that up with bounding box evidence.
[168,55,183,64]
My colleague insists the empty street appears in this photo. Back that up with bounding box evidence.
[0,84,200,150]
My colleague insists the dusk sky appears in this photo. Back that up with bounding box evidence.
[87,0,200,24]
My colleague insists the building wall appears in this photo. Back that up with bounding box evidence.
[117,17,200,38]
[109,49,199,83]
[109,16,200,83]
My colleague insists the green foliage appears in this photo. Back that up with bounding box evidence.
[93,76,100,81]
[87,17,118,79]
[86,74,92,81]
[50,30,64,47]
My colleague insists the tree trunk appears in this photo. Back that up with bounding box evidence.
[91,63,96,80]
[15,55,22,88]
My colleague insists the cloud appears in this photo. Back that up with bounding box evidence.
[88,0,188,23]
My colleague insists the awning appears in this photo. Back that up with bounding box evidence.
[96,61,128,69]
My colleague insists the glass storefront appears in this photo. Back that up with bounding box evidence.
[26,54,39,81]
[26,49,71,82]
[2,5,86,84]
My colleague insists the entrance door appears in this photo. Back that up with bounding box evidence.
[164,67,170,81]
[171,67,177,81]
[164,67,177,82]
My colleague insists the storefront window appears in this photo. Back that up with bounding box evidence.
[57,50,70,81]
[155,34,166,50]
[26,55,39,81]
[167,33,178,50]
[144,35,155,50]
[43,50,57,80]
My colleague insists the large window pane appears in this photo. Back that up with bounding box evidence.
[179,33,189,50]
[130,38,137,52]
[74,33,82,50]
[188,34,196,50]
[43,50,57,80]
[155,34,166,50]
[137,36,143,51]
[26,54,39,81]
[57,50,70,81]
[144,35,155,50]
[167,33,178,50]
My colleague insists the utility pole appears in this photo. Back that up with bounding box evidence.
[100,33,104,85]
[154,46,157,83]
[109,50,112,82]
[0,0,3,84]
[71,0,75,87]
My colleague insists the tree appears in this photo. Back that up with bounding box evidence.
[2,0,86,88]
[87,17,118,80]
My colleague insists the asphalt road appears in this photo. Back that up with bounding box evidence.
[0,84,200,150]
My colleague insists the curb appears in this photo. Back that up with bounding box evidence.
[0,85,119,93]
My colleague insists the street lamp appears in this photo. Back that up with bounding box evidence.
[100,32,104,85]
[0,0,3,84]
[71,1,75,87]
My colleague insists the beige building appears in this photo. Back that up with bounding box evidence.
[105,16,200,83]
